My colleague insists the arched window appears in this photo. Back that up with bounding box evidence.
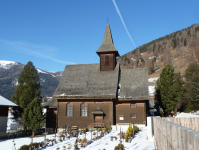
[105,55,109,66]
[66,103,73,116]
[81,103,87,116]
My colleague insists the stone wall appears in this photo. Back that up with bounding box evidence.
[153,117,199,150]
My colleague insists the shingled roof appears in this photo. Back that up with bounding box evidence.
[52,63,120,99]
[96,23,120,57]
[92,107,104,114]
[119,69,149,100]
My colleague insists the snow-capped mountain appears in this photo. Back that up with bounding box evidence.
[0,60,19,69]
[37,69,63,79]
[0,60,63,99]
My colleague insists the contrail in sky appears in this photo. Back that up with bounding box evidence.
[0,39,75,65]
[112,0,136,48]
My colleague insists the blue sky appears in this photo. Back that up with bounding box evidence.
[0,0,199,71]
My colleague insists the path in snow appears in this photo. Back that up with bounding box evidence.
[0,127,155,150]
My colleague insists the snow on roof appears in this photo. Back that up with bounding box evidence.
[0,60,18,69]
[0,95,18,106]
[148,77,159,83]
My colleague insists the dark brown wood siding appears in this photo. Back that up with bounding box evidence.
[0,106,8,117]
[114,101,146,124]
[57,99,113,128]
[100,53,115,71]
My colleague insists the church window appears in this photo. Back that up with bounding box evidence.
[119,115,124,120]
[105,55,109,66]
[81,103,87,116]
[130,114,136,118]
[66,103,73,116]
[130,103,136,108]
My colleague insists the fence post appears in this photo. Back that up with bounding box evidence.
[193,132,199,150]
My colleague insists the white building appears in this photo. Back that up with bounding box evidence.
[0,95,17,133]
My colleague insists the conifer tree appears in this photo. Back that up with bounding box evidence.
[185,63,199,109]
[23,97,44,143]
[155,64,185,116]
[11,61,41,127]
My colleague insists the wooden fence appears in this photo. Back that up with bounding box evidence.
[161,117,199,131]
[153,117,199,150]
[0,129,44,140]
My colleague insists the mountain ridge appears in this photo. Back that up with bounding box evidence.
[0,60,63,100]
[117,23,199,77]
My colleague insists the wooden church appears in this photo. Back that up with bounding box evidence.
[44,23,149,132]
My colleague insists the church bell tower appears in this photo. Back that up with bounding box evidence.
[96,23,120,71]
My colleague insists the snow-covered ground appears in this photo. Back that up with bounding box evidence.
[191,110,199,115]
[148,86,155,96]
[148,77,159,83]
[0,127,155,150]
[176,112,199,118]
[148,77,159,97]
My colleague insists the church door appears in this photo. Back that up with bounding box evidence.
[94,115,103,127]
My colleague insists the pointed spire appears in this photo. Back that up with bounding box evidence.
[96,23,120,57]
[102,23,114,45]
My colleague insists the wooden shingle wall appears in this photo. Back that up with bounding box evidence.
[57,100,113,129]
[100,53,115,71]
[114,101,146,125]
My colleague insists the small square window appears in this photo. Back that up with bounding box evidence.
[130,114,136,118]
[119,116,124,120]
[130,103,136,108]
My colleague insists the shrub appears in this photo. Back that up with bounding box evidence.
[126,123,133,135]
[31,143,40,148]
[82,129,85,133]
[105,128,109,132]
[81,137,87,147]
[93,132,96,135]
[160,111,164,117]
[74,144,78,149]
[114,143,124,150]
[134,126,139,134]
[80,142,84,147]
[125,133,129,142]
[126,124,139,135]
[86,128,89,132]
[98,128,102,131]
[19,145,30,150]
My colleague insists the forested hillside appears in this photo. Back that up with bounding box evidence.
[117,23,199,76]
